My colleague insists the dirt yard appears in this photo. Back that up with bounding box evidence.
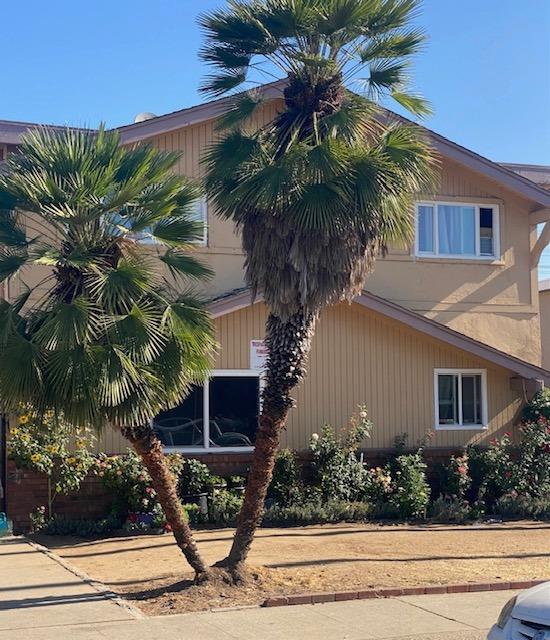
[40,521,550,615]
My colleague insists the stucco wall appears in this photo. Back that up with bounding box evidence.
[97,301,523,454]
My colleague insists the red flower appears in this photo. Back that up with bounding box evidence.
[164,523,172,532]
[505,471,512,478]
[504,432,511,438]
[128,512,137,523]
[145,487,153,494]
[457,466,467,474]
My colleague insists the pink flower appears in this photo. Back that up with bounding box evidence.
[116,470,122,476]
[457,466,467,475]
[145,487,153,494]
[138,475,146,482]
[505,471,512,478]
[164,523,172,532]
[98,471,104,477]
[504,432,511,438]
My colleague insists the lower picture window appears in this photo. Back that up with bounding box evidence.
[153,370,261,450]
[434,369,487,429]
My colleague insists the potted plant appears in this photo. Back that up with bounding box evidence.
[208,475,227,493]
[228,475,246,494]
[177,459,211,513]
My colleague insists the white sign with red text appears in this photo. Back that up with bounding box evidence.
[250,339,268,371]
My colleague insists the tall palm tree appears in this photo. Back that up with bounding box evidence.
[200,0,436,577]
[0,127,214,577]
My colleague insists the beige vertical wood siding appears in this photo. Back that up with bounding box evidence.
[100,299,522,453]
[214,301,522,452]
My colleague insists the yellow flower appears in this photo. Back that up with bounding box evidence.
[76,440,85,449]
[30,453,41,463]
[20,434,31,442]
[19,415,29,425]
[11,428,19,436]
[66,457,77,465]
[46,445,59,454]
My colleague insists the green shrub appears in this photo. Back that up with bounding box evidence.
[363,466,393,504]
[263,500,373,526]
[268,449,302,506]
[429,496,471,524]
[494,492,550,519]
[466,438,513,508]
[438,454,471,499]
[208,490,244,526]
[309,406,372,501]
[183,503,208,526]
[41,514,121,537]
[97,450,182,519]
[512,418,550,498]
[177,458,212,497]
[388,452,430,519]
[522,389,550,423]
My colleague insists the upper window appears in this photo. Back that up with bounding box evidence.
[114,196,208,245]
[416,202,499,259]
[434,368,488,430]
[152,369,261,451]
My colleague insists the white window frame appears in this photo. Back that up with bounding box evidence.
[415,201,500,260]
[434,368,488,431]
[160,369,263,453]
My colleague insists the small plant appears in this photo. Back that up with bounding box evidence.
[42,514,121,537]
[439,454,471,499]
[97,450,182,520]
[494,491,550,520]
[310,405,372,501]
[263,500,373,526]
[208,489,244,526]
[9,407,96,517]
[177,458,212,497]
[183,503,208,526]
[29,506,47,533]
[268,449,302,507]
[207,475,227,491]
[388,452,430,519]
[228,475,245,489]
[429,496,471,524]
[522,389,550,423]
[363,466,393,504]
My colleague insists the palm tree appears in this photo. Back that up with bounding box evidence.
[200,0,436,577]
[0,126,214,578]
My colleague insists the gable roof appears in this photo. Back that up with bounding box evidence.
[208,287,550,385]
[2,80,549,208]
[540,279,550,292]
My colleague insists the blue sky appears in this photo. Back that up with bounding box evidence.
[3,0,550,276]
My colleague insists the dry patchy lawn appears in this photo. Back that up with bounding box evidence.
[39,521,550,615]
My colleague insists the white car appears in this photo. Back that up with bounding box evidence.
[488,582,550,639]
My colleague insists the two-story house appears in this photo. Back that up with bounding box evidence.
[1,82,549,466]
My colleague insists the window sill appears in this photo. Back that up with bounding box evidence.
[414,255,504,266]
[162,446,254,454]
[435,424,488,431]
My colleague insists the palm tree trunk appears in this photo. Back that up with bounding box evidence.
[121,424,208,579]
[225,308,316,576]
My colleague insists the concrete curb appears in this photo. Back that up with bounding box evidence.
[262,579,548,608]
[24,536,145,619]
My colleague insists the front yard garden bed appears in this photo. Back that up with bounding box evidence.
[38,520,550,615]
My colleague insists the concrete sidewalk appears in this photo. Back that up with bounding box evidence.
[1,536,511,640]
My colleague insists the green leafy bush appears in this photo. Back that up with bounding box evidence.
[41,514,121,537]
[97,450,182,519]
[388,452,430,519]
[268,449,302,507]
[177,458,212,497]
[309,406,372,501]
[429,496,472,524]
[208,490,244,526]
[183,503,208,526]
[466,437,513,507]
[522,389,550,423]
[263,500,373,526]
[9,407,96,517]
[512,418,550,498]
[494,492,550,519]
[438,454,471,499]
[363,466,393,504]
